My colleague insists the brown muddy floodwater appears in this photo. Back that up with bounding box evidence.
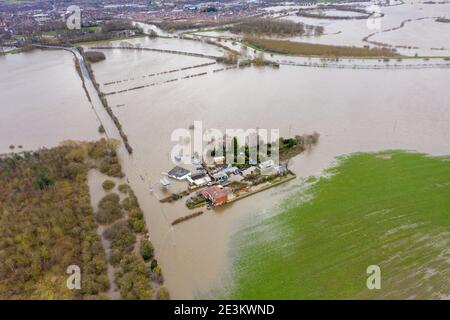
[0,49,100,154]
[88,41,450,298]
[1,38,449,299]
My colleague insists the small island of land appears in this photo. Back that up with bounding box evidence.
[244,38,401,58]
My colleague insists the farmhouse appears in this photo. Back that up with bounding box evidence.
[187,172,211,187]
[201,185,232,206]
[167,166,191,180]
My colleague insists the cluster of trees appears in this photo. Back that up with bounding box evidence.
[140,239,154,261]
[87,138,125,177]
[155,20,226,32]
[209,131,320,167]
[98,20,135,34]
[278,133,320,161]
[102,206,152,298]
[229,18,324,37]
[84,51,106,63]
[88,138,167,299]
[96,193,123,225]
[0,138,168,300]
[244,37,400,58]
[102,179,115,191]
[103,221,136,266]
[217,51,239,65]
[99,181,158,299]
[0,143,111,299]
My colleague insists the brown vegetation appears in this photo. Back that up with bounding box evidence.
[0,142,113,299]
[244,38,400,58]
[279,133,320,162]
[229,18,323,37]
[84,51,106,63]
[96,193,123,225]
[171,211,204,226]
[102,179,115,191]
[0,139,168,299]
[79,47,133,154]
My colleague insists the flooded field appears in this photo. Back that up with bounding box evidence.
[0,49,100,154]
[283,1,450,56]
[88,39,450,298]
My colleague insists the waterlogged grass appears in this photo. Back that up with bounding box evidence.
[226,151,450,299]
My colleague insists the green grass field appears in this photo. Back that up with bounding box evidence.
[225,151,450,299]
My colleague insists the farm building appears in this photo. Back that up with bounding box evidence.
[201,185,232,206]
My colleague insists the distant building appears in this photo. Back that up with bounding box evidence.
[187,172,211,187]
[167,166,191,180]
[222,165,239,175]
[202,185,232,206]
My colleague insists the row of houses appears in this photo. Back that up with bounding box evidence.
[164,154,287,208]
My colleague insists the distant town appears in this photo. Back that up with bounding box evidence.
[0,0,292,51]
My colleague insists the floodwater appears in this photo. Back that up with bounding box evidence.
[0,49,100,153]
[199,1,450,57]
[88,40,450,298]
[281,1,450,56]
[1,1,450,299]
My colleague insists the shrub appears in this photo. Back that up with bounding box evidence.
[96,193,122,225]
[122,193,139,211]
[118,183,130,194]
[114,254,152,299]
[156,287,170,300]
[103,221,136,253]
[140,239,154,261]
[102,179,115,191]
[84,51,106,63]
[99,157,124,178]
[129,218,146,233]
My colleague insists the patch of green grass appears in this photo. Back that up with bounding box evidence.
[225,151,450,299]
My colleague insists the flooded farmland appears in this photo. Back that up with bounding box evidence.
[1,0,449,299]
[0,49,100,154]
